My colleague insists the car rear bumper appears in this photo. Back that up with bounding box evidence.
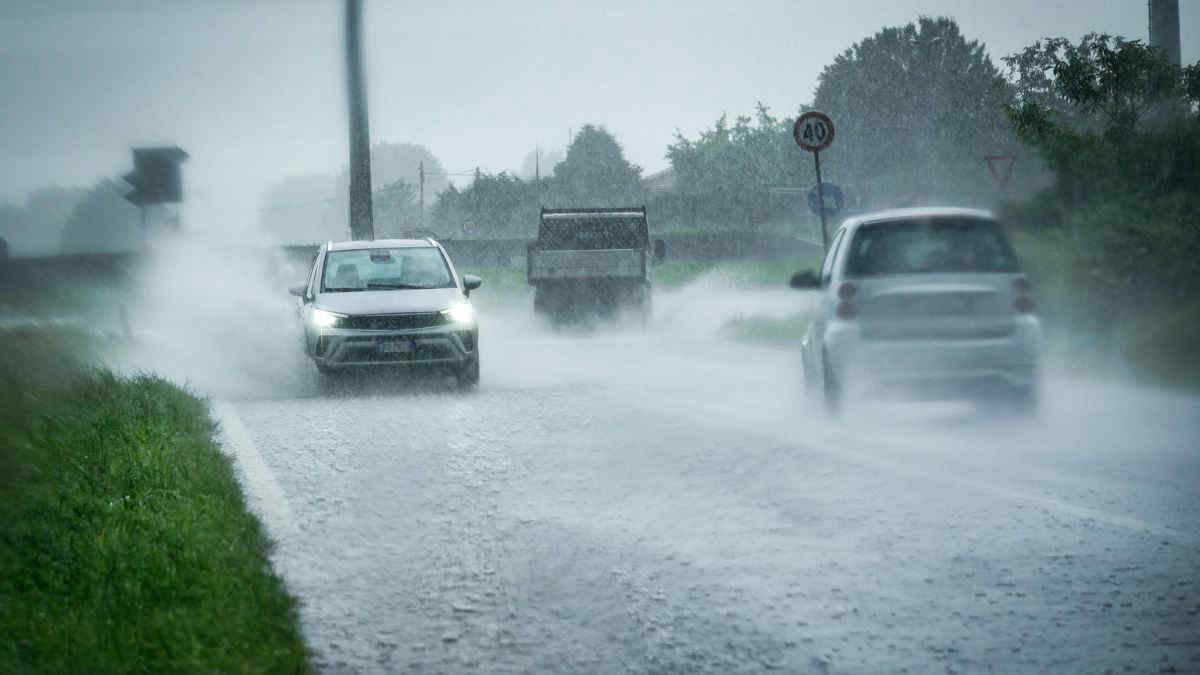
[825,316,1041,395]
[311,326,477,369]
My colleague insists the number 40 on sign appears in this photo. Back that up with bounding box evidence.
[793,111,835,152]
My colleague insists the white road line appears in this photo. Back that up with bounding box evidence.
[212,400,296,539]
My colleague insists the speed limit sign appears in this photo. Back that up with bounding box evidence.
[793,111,835,152]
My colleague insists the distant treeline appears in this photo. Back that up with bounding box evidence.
[3,16,1197,263]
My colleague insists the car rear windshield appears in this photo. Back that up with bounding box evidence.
[845,217,1020,277]
[538,218,647,250]
[322,247,454,291]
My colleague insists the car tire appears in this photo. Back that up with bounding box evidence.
[315,364,338,394]
[822,350,841,416]
[802,344,817,394]
[1009,382,1039,416]
[456,356,480,390]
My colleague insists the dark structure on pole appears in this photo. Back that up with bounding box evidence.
[1148,0,1181,66]
[123,146,188,230]
[345,0,374,240]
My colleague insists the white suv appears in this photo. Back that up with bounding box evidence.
[290,239,482,388]
[790,207,1041,412]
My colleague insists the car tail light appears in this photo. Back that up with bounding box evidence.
[1013,277,1034,313]
[836,301,857,319]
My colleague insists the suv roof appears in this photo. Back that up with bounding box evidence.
[841,207,995,230]
[326,238,438,251]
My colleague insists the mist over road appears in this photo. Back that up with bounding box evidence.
[183,289,1200,674]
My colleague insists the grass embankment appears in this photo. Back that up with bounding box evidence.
[1011,229,1200,388]
[650,259,808,289]
[0,329,309,672]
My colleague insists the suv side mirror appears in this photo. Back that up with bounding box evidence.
[462,274,482,296]
[789,270,820,289]
[652,238,666,263]
[288,284,308,298]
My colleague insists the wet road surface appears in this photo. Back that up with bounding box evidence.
[207,298,1200,674]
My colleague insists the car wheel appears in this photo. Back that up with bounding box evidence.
[822,350,841,416]
[802,343,817,394]
[315,364,338,394]
[1009,382,1039,416]
[457,356,480,390]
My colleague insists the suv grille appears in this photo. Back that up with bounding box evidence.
[342,312,448,330]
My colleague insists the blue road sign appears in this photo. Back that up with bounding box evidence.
[807,182,844,218]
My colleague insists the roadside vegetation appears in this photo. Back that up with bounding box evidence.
[1002,35,1200,387]
[0,328,310,672]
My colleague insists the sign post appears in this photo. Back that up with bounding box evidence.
[984,155,1016,191]
[793,111,836,251]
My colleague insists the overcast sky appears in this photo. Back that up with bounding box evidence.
[0,0,1195,231]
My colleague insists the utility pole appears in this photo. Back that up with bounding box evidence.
[418,161,425,229]
[1148,0,1181,66]
[535,146,540,181]
[344,0,373,240]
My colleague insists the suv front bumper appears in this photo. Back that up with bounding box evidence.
[310,325,477,369]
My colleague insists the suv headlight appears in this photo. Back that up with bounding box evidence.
[441,302,475,325]
[311,308,348,329]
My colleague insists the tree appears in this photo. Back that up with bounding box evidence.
[666,104,807,230]
[1004,34,1199,207]
[59,179,143,253]
[259,142,448,243]
[547,125,643,206]
[519,147,564,180]
[0,204,32,256]
[813,16,1016,203]
[0,186,87,256]
[431,171,539,238]
[430,125,644,238]
[1001,34,1200,307]
[259,174,341,243]
[372,179,419,237]
[348,142,449,201]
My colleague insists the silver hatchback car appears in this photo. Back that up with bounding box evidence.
[289,238,482,387]
[790,207,1042,412]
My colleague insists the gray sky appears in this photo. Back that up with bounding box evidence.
[1,0,1195,233]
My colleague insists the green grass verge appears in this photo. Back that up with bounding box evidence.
[718,313,811,347]
[1009,228,1200,389]
[0,328,310,673]
[650,258,818,289]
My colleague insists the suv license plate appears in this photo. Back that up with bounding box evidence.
[379,341,413,354]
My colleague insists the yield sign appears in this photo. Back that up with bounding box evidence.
[984,155,1016,187]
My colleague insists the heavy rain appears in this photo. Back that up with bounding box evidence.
[1,1,1198,673]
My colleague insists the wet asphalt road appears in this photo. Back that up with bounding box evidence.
[210,299,1200,674]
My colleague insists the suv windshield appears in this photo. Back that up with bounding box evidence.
[322,247,454,292]
[845,217,1020,277]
